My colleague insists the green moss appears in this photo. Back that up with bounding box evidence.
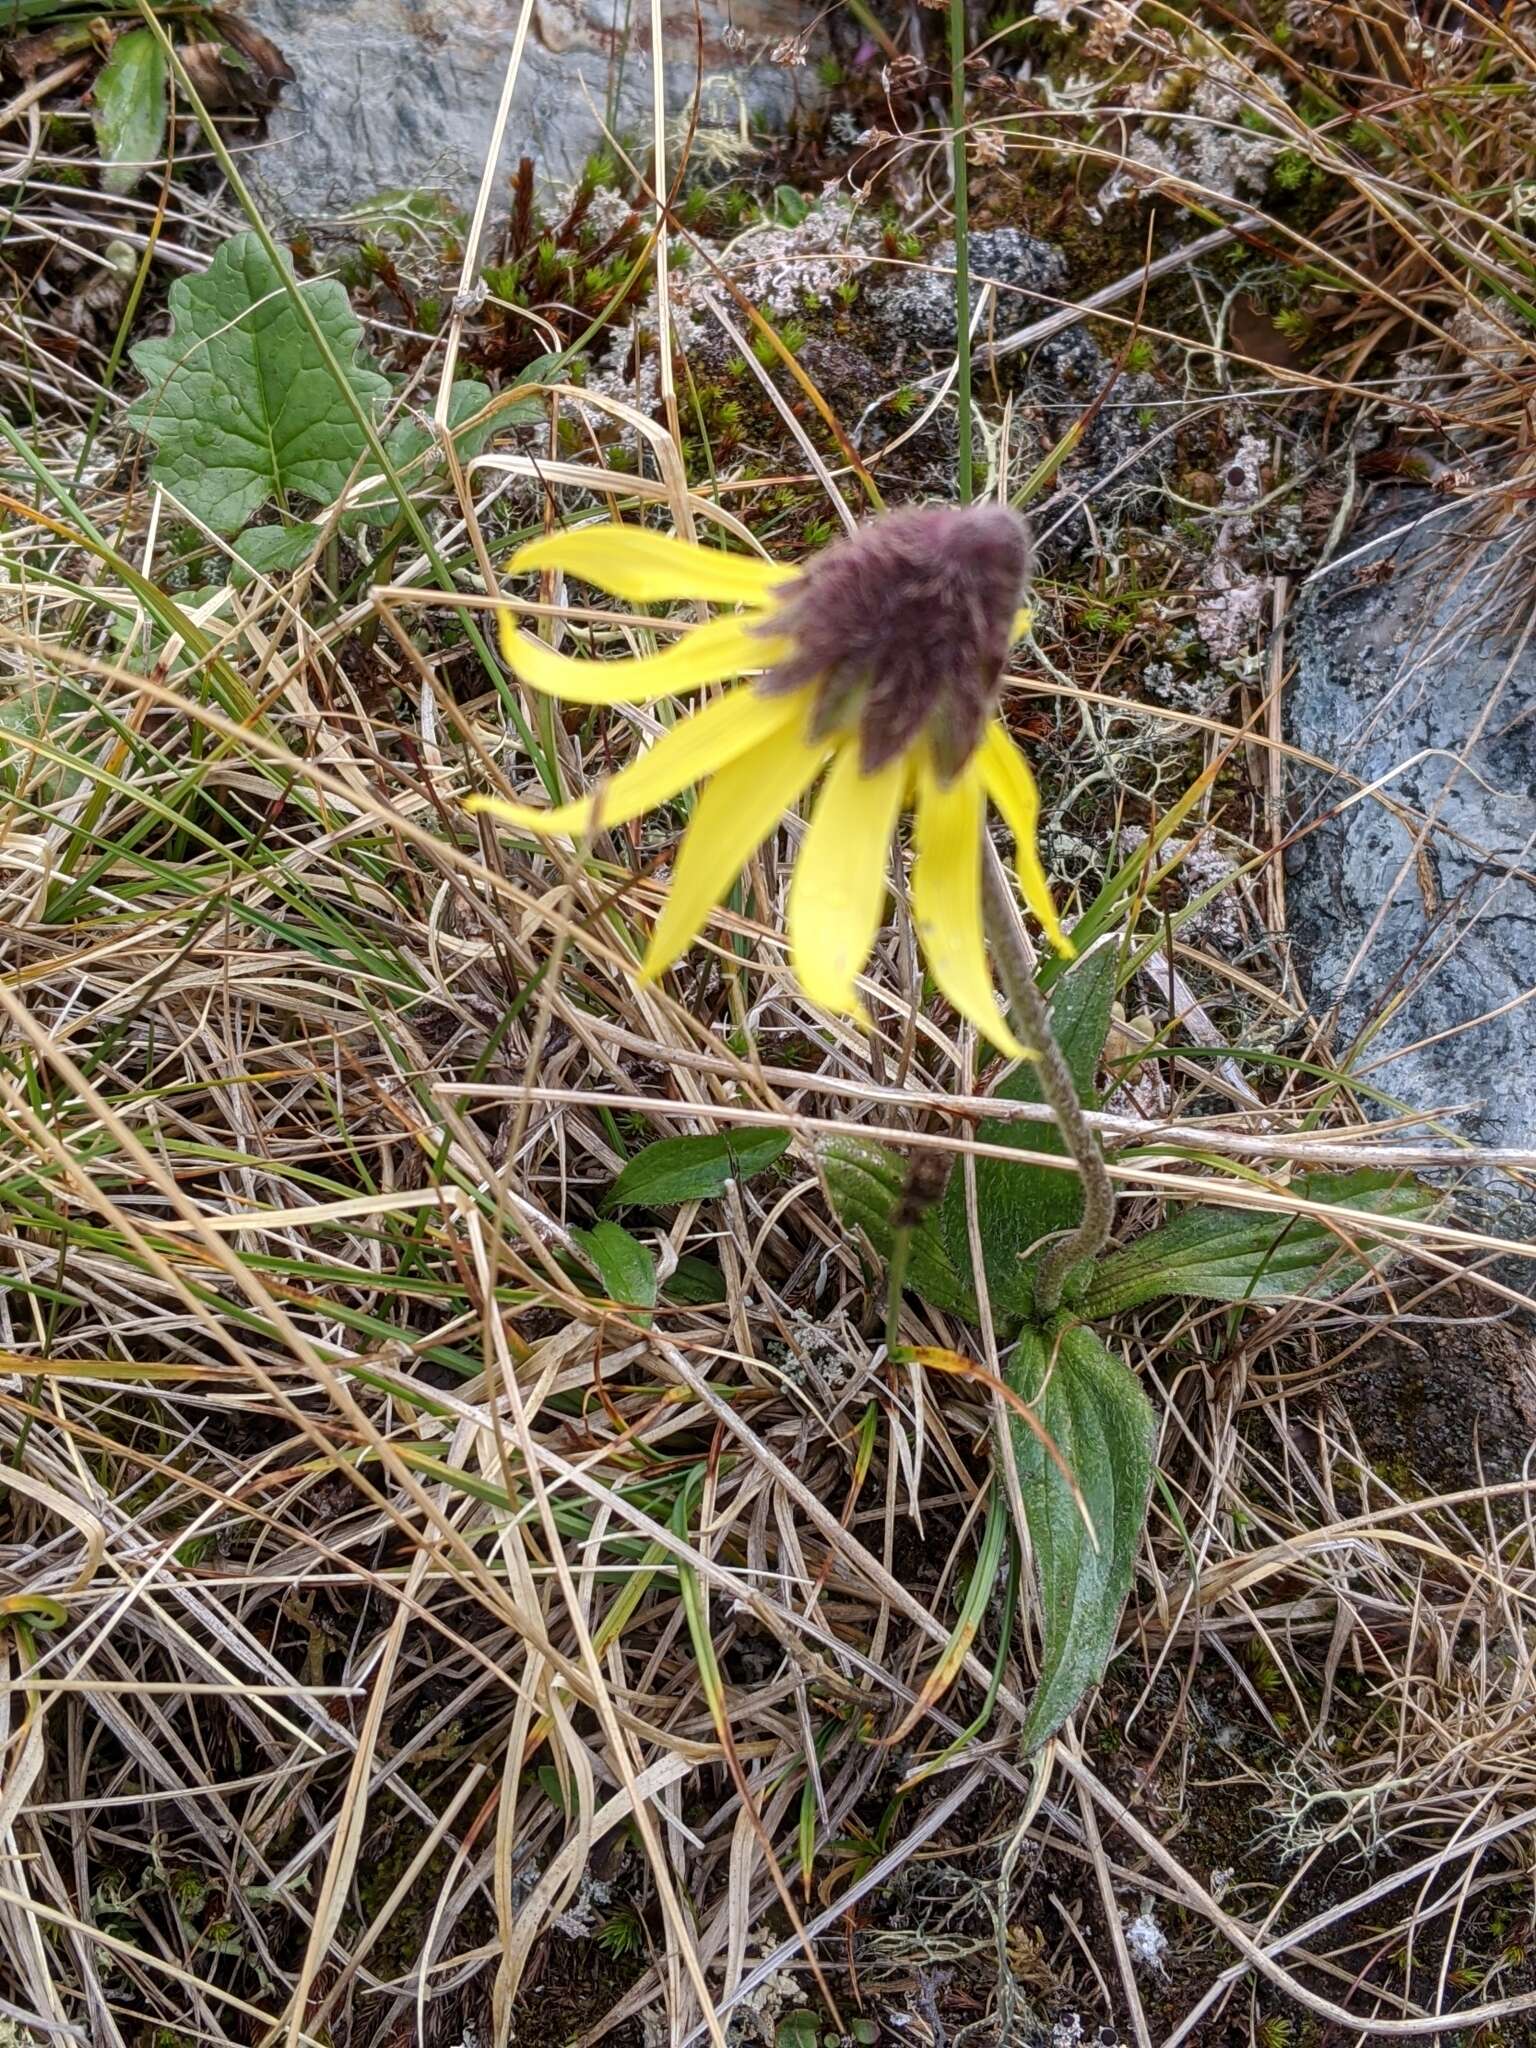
[352,1820,487,1983]
[582,147,623,191]
[1270,148,1318,192]
[753,318,808,364]
[1346,118,1390,159]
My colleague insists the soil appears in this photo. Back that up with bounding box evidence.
[1337,1288,1536,1502]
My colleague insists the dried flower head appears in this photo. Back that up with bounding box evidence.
[881,53,926,94]
[469,510,1070,1055]
[756,503,1032,782]
[968,125,1010,168]
[768,30,811,64]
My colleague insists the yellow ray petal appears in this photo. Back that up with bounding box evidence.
[788,743,906,1021]
[640,719,831,982]
[498,612,791,706]
[466,686,809,840]
[976,721,1072,956]
[508,525,797,608]
[911,759,1025,1060]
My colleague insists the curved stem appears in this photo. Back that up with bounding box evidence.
[981,842,1114,1314]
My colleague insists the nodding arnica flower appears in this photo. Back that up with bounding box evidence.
[756,503,1033,783]
[468,504,1071,1057]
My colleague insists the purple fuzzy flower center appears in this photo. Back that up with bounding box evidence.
[755,503,1032,780]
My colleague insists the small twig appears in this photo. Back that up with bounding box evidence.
[981,842,1114,1314]
[0,56,92,135]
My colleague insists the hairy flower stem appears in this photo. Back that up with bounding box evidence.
[885,1227,912,1351]
[981,843,1114,1314]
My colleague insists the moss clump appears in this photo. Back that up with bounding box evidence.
[464,155,648,377]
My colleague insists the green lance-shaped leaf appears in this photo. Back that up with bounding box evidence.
[1069,1169,1437,1320]
[340,378,497,523]
[127,231,392,533]
[604,1128,791,1210]
[940,943,1118,1316]
[1008,1321,1154,1750]
[661,1255,728,1306]
[383,378,497,470]
[817,950,1116,1328]
[819,1136,977,1320]
[94,30,168,197]
[571,1222,657,1326]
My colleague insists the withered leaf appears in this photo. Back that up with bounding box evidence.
[177,42,253,112]
[208,10,297,87]
[1229,294,1303,373]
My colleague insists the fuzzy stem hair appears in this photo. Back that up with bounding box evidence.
[981,841,1114,1314]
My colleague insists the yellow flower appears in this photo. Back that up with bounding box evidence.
[467,506,1071,1057]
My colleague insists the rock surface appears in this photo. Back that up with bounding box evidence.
[862,228,1166,544]
[1285,498,1536,1264]
[868,226,1068,351]
[237,0,820,218]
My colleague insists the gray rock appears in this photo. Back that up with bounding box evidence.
[237,0,822,219]
[1028,324,1165,538]
[866,230,1166,544]
[1285,499,1536,1264]
[870,227,1068,351]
